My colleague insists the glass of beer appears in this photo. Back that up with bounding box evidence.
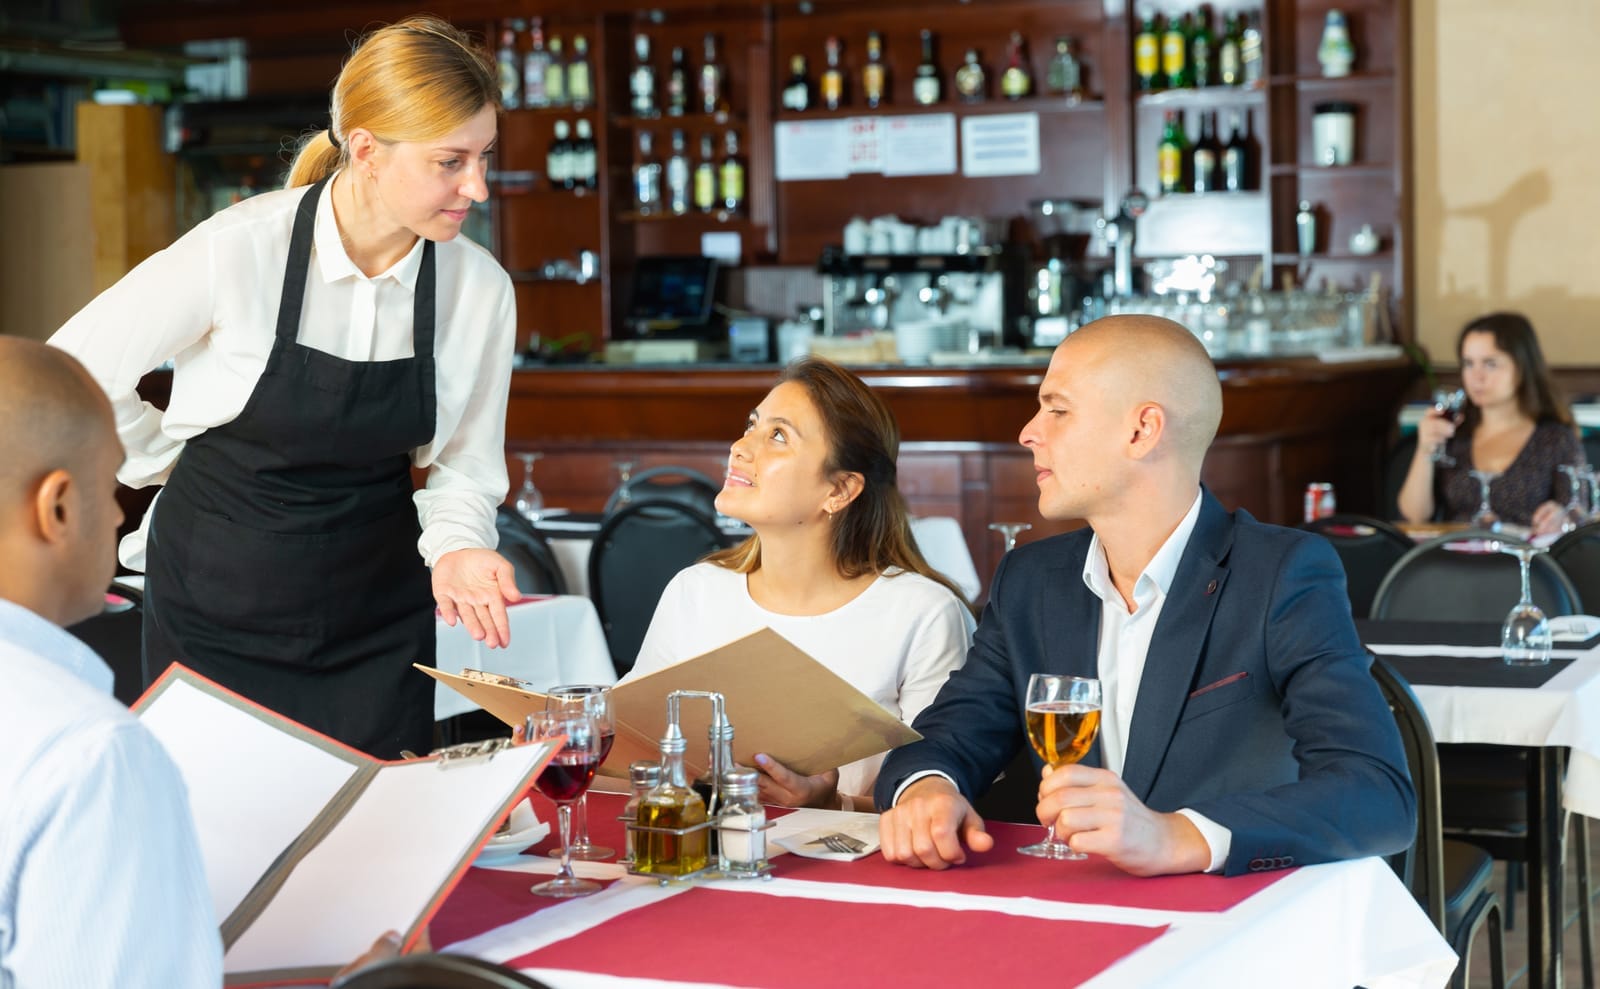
[1019,673,1102,860]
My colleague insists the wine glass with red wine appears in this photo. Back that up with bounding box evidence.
[530,709,603,898]
[546,685,616,861]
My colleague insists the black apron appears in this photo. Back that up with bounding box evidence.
[144,175,438,758]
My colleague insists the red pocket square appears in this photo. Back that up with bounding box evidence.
[1188,671,1249,699]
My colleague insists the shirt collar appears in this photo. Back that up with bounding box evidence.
[311,172,426,290]
[0,597,114,696]
[1082,488,1206,612]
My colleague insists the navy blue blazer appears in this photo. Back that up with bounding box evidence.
[876,489,1416,876]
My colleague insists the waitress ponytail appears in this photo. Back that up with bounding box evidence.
[283,15,499,190]
[285,129,343,189]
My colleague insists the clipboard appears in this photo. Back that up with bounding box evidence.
[133,664,559,986]
[420,627,922,780]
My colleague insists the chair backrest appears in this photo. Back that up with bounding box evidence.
[331,954,552,989]
[589,498,730,677]
[603,465,721,518]
[495,507,568,596]
[1369,530,1583,621]
[1548,519,1600,617]
[65,580,146,705]
[1369,654,1447,936]
[1383,433,1420,521]
[1301,514,1415,619]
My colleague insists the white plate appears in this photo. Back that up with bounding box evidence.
[476,799,549,864]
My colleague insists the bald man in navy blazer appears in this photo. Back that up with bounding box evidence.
[876,316,1415,877]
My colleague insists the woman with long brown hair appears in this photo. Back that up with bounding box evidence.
[50,16,520,757]
[626,357,975,811]
[1399,312,1581,534]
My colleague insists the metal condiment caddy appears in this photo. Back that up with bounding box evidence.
[621,690,774,883]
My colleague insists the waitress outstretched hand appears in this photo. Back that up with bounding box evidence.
[434,548,520,648]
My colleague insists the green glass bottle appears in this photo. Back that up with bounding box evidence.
[1157,109,1189,195]
[1134,12,1161,92]
[1161,12,1190,89]
[1190,5,1215,89]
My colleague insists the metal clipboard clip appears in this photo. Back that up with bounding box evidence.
[431,737,513,769]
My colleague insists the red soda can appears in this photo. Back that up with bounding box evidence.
[1304,483,1336,523]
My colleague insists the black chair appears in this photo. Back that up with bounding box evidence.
[588,498,730,678]
[494,507,568,596]
[65,580,146,705]
[1370,530,1582,622]
[332,953,552,989]
[602,465,720,519]
[1370,656,1506,989]
[1383,433,1421,522]
[1549,520,1600,617]
[1301,513,1415,619]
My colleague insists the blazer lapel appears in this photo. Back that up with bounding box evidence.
[1118,491,1233,801]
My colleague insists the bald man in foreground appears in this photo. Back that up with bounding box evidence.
[875,316,1415,876]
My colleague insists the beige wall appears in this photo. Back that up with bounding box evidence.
[1413,0,1600,367]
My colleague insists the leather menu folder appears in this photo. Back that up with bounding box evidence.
[134,664,558,986]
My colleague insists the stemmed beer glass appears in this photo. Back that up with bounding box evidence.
[546,685,616,860]
[528,709,603,898]
[1497,541,1553,667]
[1429,389,1466,466]
[1019,674,1102,860]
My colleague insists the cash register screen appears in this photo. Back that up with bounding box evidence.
[627,256,718,332]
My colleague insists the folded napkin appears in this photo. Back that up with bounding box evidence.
[773,818,881,863]
[1548,614,1600,642]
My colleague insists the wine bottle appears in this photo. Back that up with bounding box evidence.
[630,33,657,117]
[782,54,812,112]
[547,120,571,191]
[496,21,521,110]
[1222,111,1249,192]
[720,130,744,213]
[666,129,689,214]
[1190,5,1215,89]
[913,29,942,105]
[821,35,845,110]
[1218,13,1242,87]
[1000,32,1032,100]
[1191,111,1219,194]
[634,130,661,214]
[567,35,593,109]
[693,133,716,213]
[667,46,688,116]
[523,19,551,108]
[700,33,724,115]
[545,36,567,108]
[863,31,887,109]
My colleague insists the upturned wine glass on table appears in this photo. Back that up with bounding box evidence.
[512,451,545,523]
[528,709,604,898]
[1019,673,1102,860]
[1495,541,1553,667]
[546,685,616,861]
[989,522,1033,554]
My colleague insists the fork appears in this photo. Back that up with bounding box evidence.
[807,832,867,854]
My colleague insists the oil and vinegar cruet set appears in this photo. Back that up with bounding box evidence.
[620,690,774,883]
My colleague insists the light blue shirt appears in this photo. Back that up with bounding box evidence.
[0,599,221,988]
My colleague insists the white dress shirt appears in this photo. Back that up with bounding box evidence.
[1082,489,1230,871]
[628,564,975,800]
[49,176,516,570]
[0,599,220,988]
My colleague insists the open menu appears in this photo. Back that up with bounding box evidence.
[420,627,922,781]
[133,665,559,986]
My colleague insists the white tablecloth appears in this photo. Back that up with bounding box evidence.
[434,596,615,720]
[450,809,1454,989]
[1367,642,1600,818]
[542,516,982,602]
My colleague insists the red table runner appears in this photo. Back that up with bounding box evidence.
[776,818,1292,913]
[510,886,1168,988]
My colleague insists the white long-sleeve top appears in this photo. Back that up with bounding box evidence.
[49,177,516,570]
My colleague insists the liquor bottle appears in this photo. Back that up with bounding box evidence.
[913,29,942,105]
[631,33,657,117]
[1134,12,1161,92]
[700,33,724,116]
[1317,10,1356,78]
[666,129,690,214]
[820,36,845,110]
[523,19,551,108]
[573,117,597,189]
[567,35,593,109]
[547,120,571,191]
[1157,110,1188,195]
[545,36,567,107]
[862,32,887,109]
[1240,13,1263,87]
[782,54,812,112]
[1218,13,1242,87]
[635,732,707,877]
[1221,110,1249,191]
[1047,36,1083,101]
[634,130,662,214]
[693,133,717,213]
[667,46,689,116]
[1191,111,1219,194]
[1000,32,1032,100]
[720,130,745,213]
[954,48,986,103]
[1161,12,1189,90]
[1190,5,1215,88]
[496,21,522,110]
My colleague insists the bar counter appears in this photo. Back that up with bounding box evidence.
[508,355,1418,592]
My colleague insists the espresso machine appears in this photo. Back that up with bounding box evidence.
[816,243,1029,353]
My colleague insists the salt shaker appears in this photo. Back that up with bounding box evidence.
[621,760,662,867]
[716,767,767,875]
